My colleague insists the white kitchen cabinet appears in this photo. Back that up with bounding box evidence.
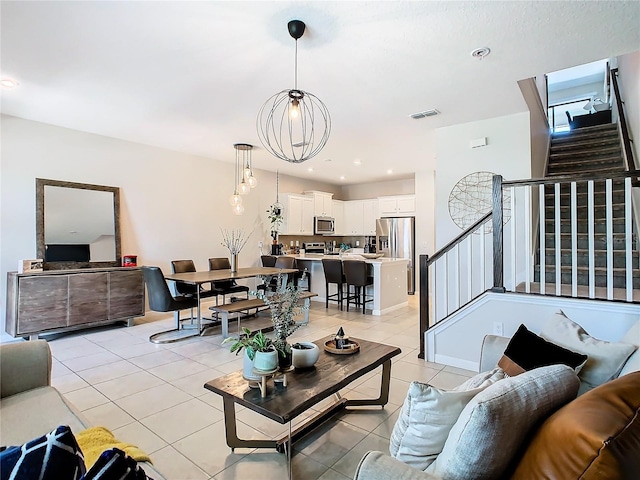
[378,195,416,217]
[332,200,345,236]
[282,194,314,235]
[362,199,379,235]
[305,191,333,217]
[343,201,364,235]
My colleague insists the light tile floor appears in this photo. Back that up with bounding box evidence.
[18,297,475,479]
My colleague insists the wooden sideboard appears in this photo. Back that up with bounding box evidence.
[6,267,145,339]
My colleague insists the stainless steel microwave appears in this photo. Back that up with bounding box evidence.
[314,216,335,235]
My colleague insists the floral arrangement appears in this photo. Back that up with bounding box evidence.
[220,228,252,254]
[255,273,308,357]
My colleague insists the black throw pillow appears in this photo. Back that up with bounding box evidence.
[0,425,86,480]
[80,448,153,480]
[498,324,588,376]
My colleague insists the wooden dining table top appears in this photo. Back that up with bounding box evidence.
[164,267,298,285]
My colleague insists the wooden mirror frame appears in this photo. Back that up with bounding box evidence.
[36,178,121,270]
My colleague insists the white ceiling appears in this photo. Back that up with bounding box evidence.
[1,1,639,185]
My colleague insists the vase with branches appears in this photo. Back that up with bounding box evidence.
[220,228,253,272]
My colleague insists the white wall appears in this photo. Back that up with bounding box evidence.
[340,177,415,201]
[617,50,640,168]
[0,115,339,331]
[426,292,639,371]
[435,112,532,248]
[548,81,604,105]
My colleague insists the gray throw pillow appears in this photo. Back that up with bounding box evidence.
[427,364,580,480]
[541,312,637,393]
[389,368,506,471]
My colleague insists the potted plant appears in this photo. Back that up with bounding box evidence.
[267,203,283,243]
[255,274,309,369]
[223,327,278,379]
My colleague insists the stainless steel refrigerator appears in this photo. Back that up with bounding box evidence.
[376,217,415,294]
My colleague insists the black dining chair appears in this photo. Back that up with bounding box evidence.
[258,256,298,293]
[322,258,346,310]
[170,260,217,299]
[261,255,277,267]
[208,257,250,304]
[142,266,200,343]
[343,260,374,314]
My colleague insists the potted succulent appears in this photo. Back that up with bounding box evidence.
[223,327,278,379]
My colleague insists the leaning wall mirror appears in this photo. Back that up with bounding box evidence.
[36,178,121,269]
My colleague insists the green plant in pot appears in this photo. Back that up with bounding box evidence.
[223,327,278,379]
[255,274,309,369]
[267,203,283,243]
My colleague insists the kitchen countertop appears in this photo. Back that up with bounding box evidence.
[290,254,408,264]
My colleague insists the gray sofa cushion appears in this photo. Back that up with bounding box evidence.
[0,386,89,446]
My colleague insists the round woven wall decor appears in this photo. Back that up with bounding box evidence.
[448,171,511,233]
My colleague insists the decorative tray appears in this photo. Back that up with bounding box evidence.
[324,339,360,355]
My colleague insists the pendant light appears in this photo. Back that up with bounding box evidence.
[237,143,258,188]
[234,143,253,195]
[257,20,331,164]
[230,144,246,215]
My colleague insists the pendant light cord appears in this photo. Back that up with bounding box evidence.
[294,40,298,90]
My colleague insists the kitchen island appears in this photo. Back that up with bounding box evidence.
[292,254,409,315]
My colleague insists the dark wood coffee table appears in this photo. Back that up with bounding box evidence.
[204,335,401,453]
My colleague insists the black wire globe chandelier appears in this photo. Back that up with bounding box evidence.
[257,20,331,164]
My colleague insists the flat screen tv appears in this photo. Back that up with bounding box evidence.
[45,244,91,262]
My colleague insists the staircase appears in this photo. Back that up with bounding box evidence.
[534,123,640,290]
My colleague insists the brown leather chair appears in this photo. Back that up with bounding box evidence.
[343,260,373,314]
[260,255,276,267]
[322,258,346,310]
[208,257,249,303]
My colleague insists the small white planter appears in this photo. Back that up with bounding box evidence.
[253,350,278,372]
[292,342,320,369]
[243,351,261,381]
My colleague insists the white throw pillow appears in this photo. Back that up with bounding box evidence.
[541,312,637,393]
[427,364,580,480]
[619,319,640,377]
[389,368,506,471]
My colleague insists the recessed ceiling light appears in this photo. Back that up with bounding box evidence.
[307,167,314,172]
[387,169,393,175]
[1,78,19,88]
[471,47,491,60]
[353,159,362,166]
[339,176,345,180]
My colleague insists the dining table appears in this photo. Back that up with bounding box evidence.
[162,267,298,341]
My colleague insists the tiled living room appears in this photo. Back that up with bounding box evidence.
[40,298,472,480]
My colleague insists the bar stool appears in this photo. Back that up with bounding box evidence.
[322,258,345,310]
[343,260,373,314]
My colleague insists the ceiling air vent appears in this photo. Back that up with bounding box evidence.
[410,109,440,119]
